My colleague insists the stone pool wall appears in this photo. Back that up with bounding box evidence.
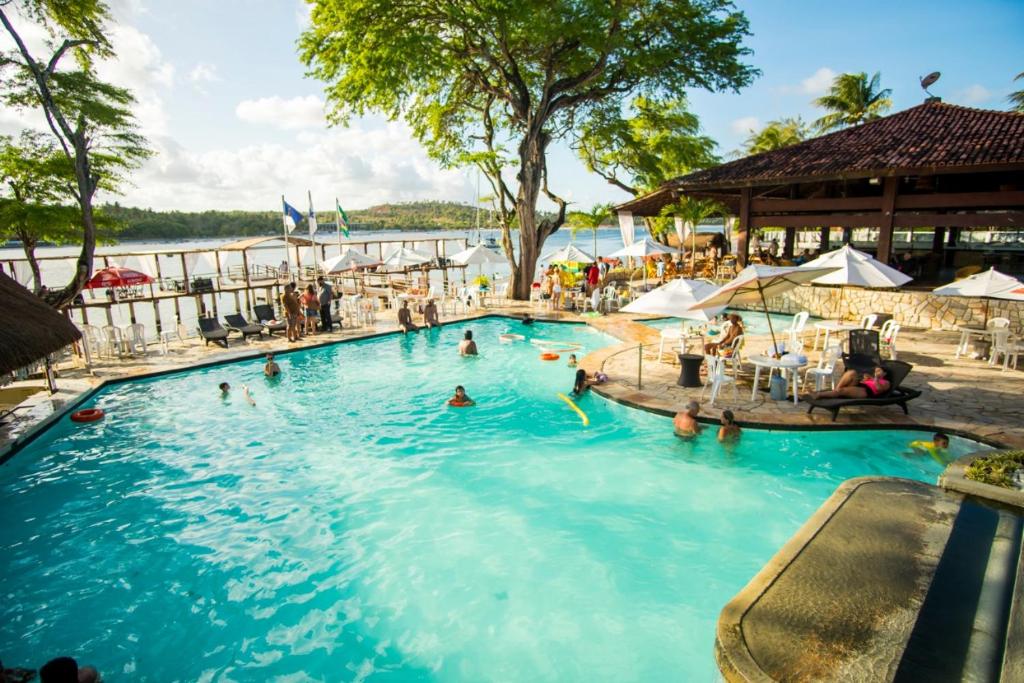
[732,286,1024,331]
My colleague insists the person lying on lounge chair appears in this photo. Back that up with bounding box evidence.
[810,366,889,400]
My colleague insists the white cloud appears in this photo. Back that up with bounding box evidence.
[730,116,760,135]
[93,24,175,136]
[236,95,327,130]
[188,63,220,84]
[956,84,992,105]
[780,67,837,97]
[295,0,313,30]
[110,120,473,211]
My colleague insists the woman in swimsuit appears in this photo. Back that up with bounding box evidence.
[810,366,890,400]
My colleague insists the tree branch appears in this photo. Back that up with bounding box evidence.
[46,38,93,75]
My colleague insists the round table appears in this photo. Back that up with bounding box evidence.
[954,325,990,359]
[812,321,861,351]
[748,354,808,405]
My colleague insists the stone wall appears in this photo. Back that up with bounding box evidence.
[733,286,1024,331]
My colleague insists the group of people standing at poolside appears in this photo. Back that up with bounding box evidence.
[279,277,336,342]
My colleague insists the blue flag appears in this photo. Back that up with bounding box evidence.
[282,199,303,232]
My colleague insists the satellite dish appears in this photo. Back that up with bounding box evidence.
[919,71,941,96]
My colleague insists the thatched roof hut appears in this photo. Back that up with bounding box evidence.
[0,271,81,375]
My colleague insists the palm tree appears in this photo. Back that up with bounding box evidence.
[743,117,811,155]
[661,197,724,273]
[813,72,892,132]
[1009,72,1024,113]
[567,203,612,259]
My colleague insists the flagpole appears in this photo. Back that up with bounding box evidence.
[336,197,343,253]
[281,195,292,278]
[308,190,319,276]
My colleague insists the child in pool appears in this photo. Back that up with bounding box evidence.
[717,409,741,443]
[447,385,475,407]
[910,432,950,464]
[567,354,577,367]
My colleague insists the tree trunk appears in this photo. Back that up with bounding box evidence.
[46,135,95,308]
[16,229,42,294]
[509,129,554,300]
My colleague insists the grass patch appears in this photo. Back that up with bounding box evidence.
[965,450,1024,489]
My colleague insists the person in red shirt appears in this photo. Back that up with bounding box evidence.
[586,261,600,293]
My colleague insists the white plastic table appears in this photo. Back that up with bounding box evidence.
[812,321,861,351]
[748,354,808,405]
[954,325,990,359]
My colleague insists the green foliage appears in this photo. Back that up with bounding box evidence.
[575,96,719,195]
[965,450,1024,489]
[650,196,724,240]
[1009,72,1024,113]
[300,0,756,296]
[813,72,892,132]
[743,117,811,155]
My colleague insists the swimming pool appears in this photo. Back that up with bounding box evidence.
[643,310,820,337]
[0,318,983,680]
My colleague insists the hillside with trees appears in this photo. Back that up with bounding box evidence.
[103,200,487,241]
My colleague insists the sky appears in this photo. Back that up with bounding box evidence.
[1,0,1022,214]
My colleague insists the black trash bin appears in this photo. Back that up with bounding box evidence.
[677,353,704,388]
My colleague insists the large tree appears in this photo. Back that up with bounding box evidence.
[813,71,892,132]
[0,0,149,307]
[300,0,755,299]
[742,116,810,155]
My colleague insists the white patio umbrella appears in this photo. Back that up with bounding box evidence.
[608,237,682,290]
[621,278,725,322]
[451,243,506,288]
[540,244,595,264]
[320,249,381,274]
[800,245,912,320]
[689,264,840,353]
[381,246,433,268]
[932,267,1024,324]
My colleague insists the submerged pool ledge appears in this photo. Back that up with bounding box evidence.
[715,477,1024,682]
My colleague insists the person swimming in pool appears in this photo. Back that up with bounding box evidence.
[521,314,535,325]
[458,330,478,356]
[264,353,281,378]
[219,382,231,398]
[673,401,703,438]
[809,366,889,400]
[447,385,475,407]
[910,432,951,464]
[567,353,577,367]
[717,409,741,443]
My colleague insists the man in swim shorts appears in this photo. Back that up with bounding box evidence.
[398,300,419,334]
[280,283,302,342]
[458,330,478,355]
[264,353,281,378]
[423,299,440,328]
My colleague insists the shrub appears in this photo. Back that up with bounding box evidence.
[965,450,1024,489]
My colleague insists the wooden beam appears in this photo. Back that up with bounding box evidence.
[877,177,898,264]
[737,188,751,266]
[895,190,1024,211]
[751,214,882,228]
[893,212,1024,228]
[751,196,882,213]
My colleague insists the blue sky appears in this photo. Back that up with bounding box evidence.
[2,0,1022,213]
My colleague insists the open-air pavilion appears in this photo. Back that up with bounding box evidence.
[616,101,1024,278]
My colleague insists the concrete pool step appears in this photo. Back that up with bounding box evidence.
[714,478,1024,682]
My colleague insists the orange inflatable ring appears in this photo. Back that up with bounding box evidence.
[540,352,560,361]
[71,408,105,423]
[449,399,471,407]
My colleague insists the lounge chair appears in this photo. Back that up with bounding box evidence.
[805,359,922,421]
[843,329,882,375]
[196,317,230,348]
[224,314,265,340]
[252,304,288,336]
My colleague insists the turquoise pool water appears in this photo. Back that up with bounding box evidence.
[0,318,983,681]
[643,310,821,337]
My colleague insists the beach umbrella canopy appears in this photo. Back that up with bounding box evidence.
[84,266,154,289]
[932,267,1024,324]
[449,243,505,265]
[541,244,594,263]
[321,249,380,274]
[621,278,725,321]
[607,237,682,259]
[799,245,912,288]
[689,264,839,351]
[381,246,433,268]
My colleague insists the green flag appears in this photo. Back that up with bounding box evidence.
[336,199,350,238]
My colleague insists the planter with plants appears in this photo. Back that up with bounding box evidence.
[939,449,1024,508]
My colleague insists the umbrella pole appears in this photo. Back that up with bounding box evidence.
[760,285,781,356]
[983,298,989,327]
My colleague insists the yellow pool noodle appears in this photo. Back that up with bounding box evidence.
[557,393,589,427]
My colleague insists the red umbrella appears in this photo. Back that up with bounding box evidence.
[84,266,155,289]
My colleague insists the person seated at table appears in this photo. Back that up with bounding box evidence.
[673,401,703,438]
[704,314,744,355]
[397,300,419,334]
[458,329,478,355]
[793,248,812,265]
[810,366,890,400]
[717,409,741,443]
[423,299,440,328]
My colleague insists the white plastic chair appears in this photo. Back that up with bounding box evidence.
[989,329,1022,370]
[859,314,878,329]
[602,285,619,313]
[720,334,744,378]
[127,323,147,355]
[880,320,901,359]
[804,343,842,391]
[699,354,737,406]
[79,324,103,358]
[100,325,126,358]
[658,328,684,362]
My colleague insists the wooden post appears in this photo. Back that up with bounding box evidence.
[945,227,959,268]
[128,300,137,324]
[737,188,752,267]
[241,249,254,315]
[819,227,830,253]
[783,227,796,259]
[637,343,643,390]
[876,177,898,264]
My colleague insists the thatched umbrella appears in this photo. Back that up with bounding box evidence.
[0,271,82,383]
